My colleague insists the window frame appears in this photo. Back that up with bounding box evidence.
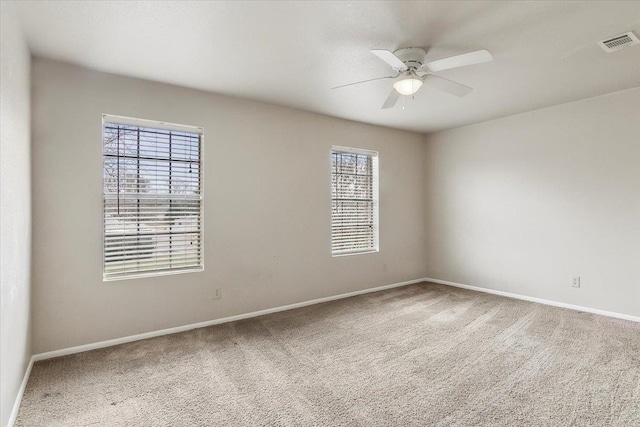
[101,114,205,281]
[330,145,379,257]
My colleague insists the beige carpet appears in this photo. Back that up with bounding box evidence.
[16,282,640,426]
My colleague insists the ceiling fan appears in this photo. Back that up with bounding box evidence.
[332,47,493,109]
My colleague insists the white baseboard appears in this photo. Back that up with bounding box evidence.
[30,276,639,363]
[7,355,35,427]
[424,277,640,323]
[14,276,639,425]
[33,277,425,362]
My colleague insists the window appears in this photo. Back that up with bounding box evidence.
[102,115,203,280]
[331,146,379,256]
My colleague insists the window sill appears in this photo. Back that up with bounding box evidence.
[103,266,204,282]
[332,249,379,258]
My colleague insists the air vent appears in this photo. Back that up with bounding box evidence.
[598,31,639,53]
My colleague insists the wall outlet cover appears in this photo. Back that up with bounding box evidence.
[572,277,581,288]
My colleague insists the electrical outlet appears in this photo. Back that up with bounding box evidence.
[572,277,581,288]
[213,288,222,299]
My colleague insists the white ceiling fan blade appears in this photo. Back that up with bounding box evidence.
[423,49,493,73]
[371,49,408,72]
[425,75,473,97]
[331,75,398,90]
[381,88,400,109]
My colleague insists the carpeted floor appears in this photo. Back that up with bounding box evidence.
[16,282,640,426]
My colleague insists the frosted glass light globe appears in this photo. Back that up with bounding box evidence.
[393,78,423,95]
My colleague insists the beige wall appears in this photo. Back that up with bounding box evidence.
[0,3,32,426]
[31,58,427,354]
[424,88,640,318]
[29,55,639,357]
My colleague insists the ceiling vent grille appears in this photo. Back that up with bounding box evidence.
[598,31,639,52]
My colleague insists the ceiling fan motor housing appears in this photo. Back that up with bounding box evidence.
[393,47,428,70]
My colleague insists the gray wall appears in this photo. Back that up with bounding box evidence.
[0,3,32,426]
[424,88,640,317]
[31,58,427,354]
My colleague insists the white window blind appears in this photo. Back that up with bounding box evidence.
[102,115,203,280]
[331,147,379,256]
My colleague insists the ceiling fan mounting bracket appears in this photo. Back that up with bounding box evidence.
[392,47,428,70]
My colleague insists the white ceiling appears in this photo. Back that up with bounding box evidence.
[14,1,640,134]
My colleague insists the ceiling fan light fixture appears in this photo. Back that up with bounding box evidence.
[393,77,423,95]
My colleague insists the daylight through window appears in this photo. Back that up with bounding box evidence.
[331,147,379,256]
[103,115,203,280]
